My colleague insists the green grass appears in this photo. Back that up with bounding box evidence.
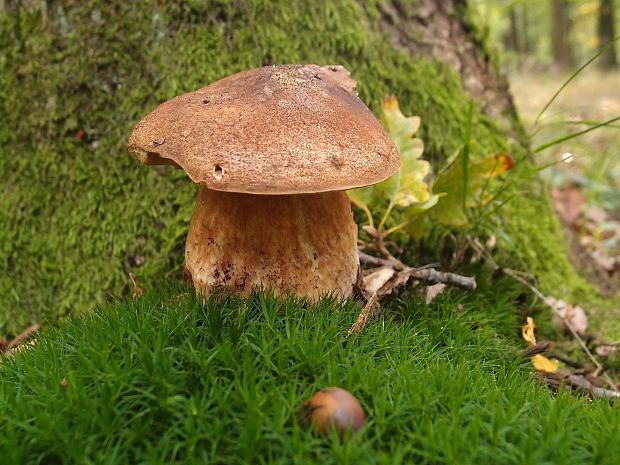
[2,281,620,464]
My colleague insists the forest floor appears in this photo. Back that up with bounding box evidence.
[510,69,620,304]
[4,284,620,464]
[2,74,620,464]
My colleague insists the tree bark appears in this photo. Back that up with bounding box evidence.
[598,0,618,69]
[370,0,517,123]
[551,0,575,69]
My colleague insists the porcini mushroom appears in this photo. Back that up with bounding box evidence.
[127,64,399,300]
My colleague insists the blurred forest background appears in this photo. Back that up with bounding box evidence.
[472,0,619,291]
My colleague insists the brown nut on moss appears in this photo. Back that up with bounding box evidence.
[304,387,365,437]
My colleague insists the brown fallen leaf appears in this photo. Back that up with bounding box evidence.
[595,342,618,358]
[548,297,588,336]
[550,186,586,229]
[362,267,395,295]
[424,283,446,304]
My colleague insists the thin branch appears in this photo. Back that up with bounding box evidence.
[7,324,40,351]
[408,268,476,290]
[358,251,476,290]
[543,371,620,402]
[359,251,405,270]
[503,268,617,391]
[347,293,379,337]
[128,272,143,298]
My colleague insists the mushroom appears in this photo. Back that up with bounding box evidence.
[127,64,399,300]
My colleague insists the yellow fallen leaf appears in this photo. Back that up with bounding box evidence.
[531,354,559,373]
[521,316,537,346]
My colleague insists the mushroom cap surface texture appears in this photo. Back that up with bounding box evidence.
[127,64,399,194]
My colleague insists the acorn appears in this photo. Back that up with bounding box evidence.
[303,387,365,437]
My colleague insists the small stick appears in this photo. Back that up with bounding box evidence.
[407,268,476,290]
[504,268,618,392]
[358,251,476,290]
[7,324,40,351]
[128,272,143,298]
[347,293,379,337]
[358,251,405,270]
[543,372,620,402]
[521,341,554,357]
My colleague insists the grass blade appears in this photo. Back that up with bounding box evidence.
[533,115,620,154]
[531,34,620,131]
[462,103,474,212]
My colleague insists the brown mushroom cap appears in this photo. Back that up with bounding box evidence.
[127,64,399,195]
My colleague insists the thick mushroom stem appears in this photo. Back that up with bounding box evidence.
[184,187,359,300]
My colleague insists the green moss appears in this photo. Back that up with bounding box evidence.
[3,285,620,464]
[0,0,603,337]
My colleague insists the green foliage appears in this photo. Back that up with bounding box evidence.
[431,150,515,227]
[350,97,514,239]
[349,96,437,233]
[2,284,620,464]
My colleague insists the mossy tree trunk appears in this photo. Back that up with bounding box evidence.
[0,0,601,337]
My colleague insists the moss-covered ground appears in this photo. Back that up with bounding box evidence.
[2,282,620,465]
[0,0,600,338]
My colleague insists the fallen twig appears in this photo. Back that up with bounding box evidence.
[542,370,620,403]
[408,268,476,290]
[465,235,618,392]
[348,250,476,335]
[358,251,405,270]
[347,293,379,337]
[1,324,41,359]
[358,251,476,290]
[128,272,143,299]
[7,324,40,351]
[503,268,618,392]
[521,340,554,357]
